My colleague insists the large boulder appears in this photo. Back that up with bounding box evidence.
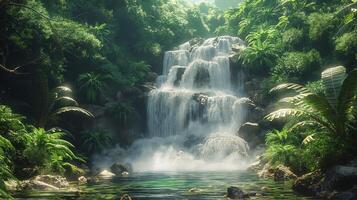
[323,165,357,191]
[237,122,262,149]
[328,186,357,200]
[292,171,323,196]
[273,165,297,181]
[110,162,133,175]
[226,186,246,199]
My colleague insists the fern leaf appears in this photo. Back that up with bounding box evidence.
[265,108,306,121]
[321,66,346,109]
[338,69,357,122]
[270,83,310,94]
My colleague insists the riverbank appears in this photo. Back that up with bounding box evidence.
[248,156,357,200]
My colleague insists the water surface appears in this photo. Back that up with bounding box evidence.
[13,171,317,200]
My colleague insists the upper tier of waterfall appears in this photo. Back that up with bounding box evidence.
[148,36,246,138]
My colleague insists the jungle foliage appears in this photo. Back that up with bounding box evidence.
[0,0,225,197]
[222,0,357,174]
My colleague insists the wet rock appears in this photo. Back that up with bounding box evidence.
[5,180,18,191]
[247,156,267,172]
[328,186,357,200]
[188,187,201,193]
[98,170,115,178]
[226,186,248,199]
[87,177,100,184]
[122,171,130,176]
[33,175,69,188]
[325,166,357,190]
[273,165,297,181]
[292,171,323,196]
[110,162,133,176]
[257,163,274,179]
[237,122,260,146]
[20,180,60,190]
[120,194,133,200]
[146,72,158,82]
[78,176,87,185]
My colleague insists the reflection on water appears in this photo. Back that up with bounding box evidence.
[13,171,317,200]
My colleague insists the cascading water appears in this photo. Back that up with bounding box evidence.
[93,36,251,172]
[140,36,250,171]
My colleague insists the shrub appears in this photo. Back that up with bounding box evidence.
[24,128,83,175]
[282,28,304,50]
[81,130,112,154]
[307,13,335,41]
[271,50,321,83]
[335,30,357,67]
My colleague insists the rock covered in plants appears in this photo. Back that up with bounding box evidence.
[110,162,133,175]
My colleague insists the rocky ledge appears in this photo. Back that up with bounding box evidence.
[6,175,72,191]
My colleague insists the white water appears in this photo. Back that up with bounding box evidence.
[94,36,250,172]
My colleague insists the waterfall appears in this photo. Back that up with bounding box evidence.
[148,36,247,138]
[94,36,251,172]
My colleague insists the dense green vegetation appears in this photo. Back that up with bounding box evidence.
[0,0,225,197]
[221,0,357,175]
[0,0,356,198]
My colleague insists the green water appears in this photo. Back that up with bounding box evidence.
[13,171,317,200]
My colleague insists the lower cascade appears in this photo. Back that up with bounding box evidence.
[95,36,251,172]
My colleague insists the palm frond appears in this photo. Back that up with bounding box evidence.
[52,106,94,118]
[270,83,310,94]
[265,108,306,121]
[321,66,346,109]
[338,69,357,122]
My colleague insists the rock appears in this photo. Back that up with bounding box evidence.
[323,165,357,191]
[247,156,267,172]
[188,187,201,193]
[33,175,69,188]
[87,177,100,184]
[146,72,158,82]
[20,180,60,190]
[98,170,115,178]
[120,194,133,200]
[78,176,87,185]
[237,122,261,149]
[273,165,297,181]
[110,162,133,176]
[292,171,323,196]
[122,171,130,176]
[5,180,19,191]
[257,163,275,179]
[226,186,247,199]
[328,186,357,200]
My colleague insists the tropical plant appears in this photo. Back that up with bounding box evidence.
[0,105,27,146]
[271,50,321,83]
[266,66,357,141]
[0,136,14,199]
[263,129,301,167]
[81,130,112,154]
[24,128,83,174]
[240,38,280,71]
[105,102,135,126]
[37,85,93,128]
[78,72,109,103]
